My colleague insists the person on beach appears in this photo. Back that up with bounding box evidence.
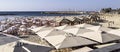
[18,25,29,37]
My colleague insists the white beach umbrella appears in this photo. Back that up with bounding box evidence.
[31,26,45,32]
[59,24,94,35]
[0,24,8,31]
[36,29,65,38]
[70,24,112,35]
[19,28,27,32]
[20,25,26,28]
[107,29,120,37]
[77,31,120,43]
[91,43,120,52]
[0,40,52,52]
[35,27,97,49]
[45,33,97,49]
[118,29,120,30]
[0,42,17,52]
[94,43,117,48]
[72,47,93,52]
[3,25,18,33]
[0,33,20,45]
[0,32,52,52]
[22,21,27,25]
[0,21,7,24]
[29,25,37,29]
[55,25,68,30]
[85,26,112,32]
[74,23,94,28]
[63,26,94,35]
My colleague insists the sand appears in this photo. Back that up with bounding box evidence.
[99,14,120,28]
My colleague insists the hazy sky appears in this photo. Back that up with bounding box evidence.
[0,0,120,11]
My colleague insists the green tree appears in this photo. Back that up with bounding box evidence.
[101,8,112,13]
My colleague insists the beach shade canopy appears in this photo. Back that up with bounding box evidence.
[45,33,97,49]
[118,29,120,30]
[0,40,52,52]
[3,25,18,33]
[74,23,94,28]
[74,23,112,32]
[36,29,66,38]
[85,26,112,32]
[29,25,37,29]
[0,24,8,31]
[77,31,120,43]
[72,47,93,52]
[0,33,20,45]
[55,25,68,30]
[62,23,95,35]
[106,29,120,37]
[90,43,120,52]
[63,26,94,35]
[31,26,45,32]
[94,43,117,48]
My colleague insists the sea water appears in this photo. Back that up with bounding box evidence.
[0,11,81,21]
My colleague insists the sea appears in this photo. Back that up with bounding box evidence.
[0,11,81,21]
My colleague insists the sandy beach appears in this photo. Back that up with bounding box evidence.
[99,14,120,28]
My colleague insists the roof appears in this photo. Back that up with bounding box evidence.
[0,40,52,52]
[54,17,72,23]
[74,23,94,28]
[0,33,20,45]
[94,43,117,48]
[45,34,97,49]
[78,31,120,43]
[55,25,68,30]
[72,47,93,52]
[65,17,75,21]
[90,43,120,52]
[107,29,120,36]
[14,42,52,52]
[31,26,45,32]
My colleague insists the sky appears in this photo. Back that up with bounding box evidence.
[0,0,120,11]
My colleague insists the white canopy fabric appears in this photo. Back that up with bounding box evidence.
[29,25,37,29]
[0,40,52,52]
[107,29,120,37]
[0,24,8,31]
[74,23,112,32]
[0,33,20,45]
[95,43,117,48]
[31,26,45,32]
[3,26,18,33]
[78,31,120,43]
[45,34,97,49]
[91,43,120,52]
[86,26,101,31]
[86,26,112,32]
[118,29,120,30]
[63,27,94,36]
[63,27,79,35]
[72,47,93,52]
[36,29,54,38]
[0,42,17,52]
[0,32,52,52]
[55,25,67,30]
[20,25,26,28]
[36,29,66,38]
[74,23,93,28]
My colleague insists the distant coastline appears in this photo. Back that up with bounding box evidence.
[0,11,82,16]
